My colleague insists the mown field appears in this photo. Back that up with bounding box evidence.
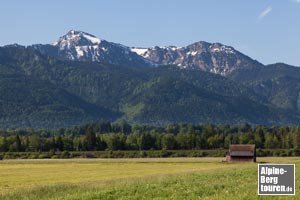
[0,157,299,200]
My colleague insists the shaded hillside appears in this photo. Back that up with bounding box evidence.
[0,45,300,128]
[229,63,300,113]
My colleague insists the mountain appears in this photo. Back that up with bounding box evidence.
[132,42,263,75]
[120,67,288,125]
[1,31,300,128]
[0,73,119,128]
[0,45,120,128]
[0,44,300,128]
[31,30,262,76]
[229,63,300,114]
[31,30,154,68]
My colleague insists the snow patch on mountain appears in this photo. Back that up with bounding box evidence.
[31,30,262,75]
[210,45,235,54]
[131,47,148,56]
[34,30,155,67]
[82,34,101,44]
[75,46,84,58]
[187,51,198,56]
[161,46,182,51]
[52,30,102,47]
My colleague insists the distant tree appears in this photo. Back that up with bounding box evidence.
[16,135,22,151]
[138,133,155,150]
[207,134,223,149]
[272,135,280,149]
[0,137,9,152]
[9,135,22,152]
[50,136,56,150]
[175,133,187,149]
[161,133,176,150]
[166,124,179,134]
[125,133,139,150]
[240,123,252,133]
[58,128,65,135]
[284,133,293,149]
[293,127,300,149]
[95,122,112,133]
[254,127,265,148]
[119,121,132,134]
[85,126,96,150]
[202,124,216,138]
[62,137,73,151]
[24,137,30,152]
[264,133,279,149]
[264,133,272,149]
[28,135,41,152]
[103,133,125,150]
[56,136,64,151]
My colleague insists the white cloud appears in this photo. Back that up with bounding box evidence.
[258,6,272,20]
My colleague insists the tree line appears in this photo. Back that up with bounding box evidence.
[1,122,300,152]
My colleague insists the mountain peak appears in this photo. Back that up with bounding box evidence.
[66,30,97,38]
[52,30,102,46]
[187,41,235,54]
[132,40,260,75]
[30,30,153,66]
[67,30,80,35]
[31,30,261,75]
[209,43,235,54]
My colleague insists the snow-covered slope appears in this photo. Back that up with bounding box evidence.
[31,30,262,75]
[31,30,153,67]
[131,42,262,75]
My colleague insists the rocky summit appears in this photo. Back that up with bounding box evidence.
[31,30,263,76]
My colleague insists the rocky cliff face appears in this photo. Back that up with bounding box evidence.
[132,41,263,75]
[31,30,153,68]
[30,30,263,76]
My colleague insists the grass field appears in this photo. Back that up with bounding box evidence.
[0,157,299,199]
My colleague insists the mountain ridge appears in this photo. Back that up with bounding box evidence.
[27,30,266,76]
[30,30,154,68]
[1,31,300,128]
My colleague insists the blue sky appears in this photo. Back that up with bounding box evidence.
[0,0,299,66]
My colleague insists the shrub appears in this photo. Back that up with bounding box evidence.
[161,150,170,157]
[70,152,81,158]
[38,153,51,159]
[85,152,95,158]
[51,155,59,159]
[28,154,39,159]
[58,151,70,158]
[292,149,300,156]
[3,152,17,159]
[139,151,146,158]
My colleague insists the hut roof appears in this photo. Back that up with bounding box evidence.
[229,144,255,157]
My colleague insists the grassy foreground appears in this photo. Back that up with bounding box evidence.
[0,157,299,199]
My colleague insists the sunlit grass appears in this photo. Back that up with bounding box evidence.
[0,157,299,199]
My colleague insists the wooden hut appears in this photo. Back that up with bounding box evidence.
[226,144,256,162]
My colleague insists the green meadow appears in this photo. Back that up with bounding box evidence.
[0,157,299,200]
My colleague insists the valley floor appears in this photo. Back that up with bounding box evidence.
[0,157,299,199]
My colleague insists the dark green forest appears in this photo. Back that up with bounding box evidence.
[1,122,300,159]
[2,44,300,159]
[1,45,300,128]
